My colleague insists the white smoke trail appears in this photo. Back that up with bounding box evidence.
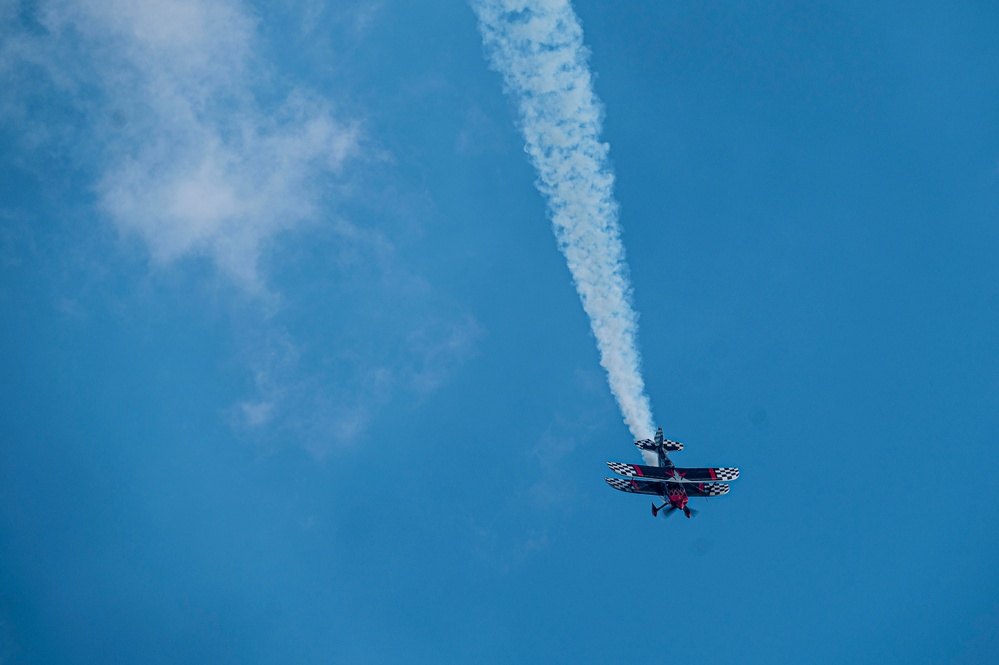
[472,0,656,450]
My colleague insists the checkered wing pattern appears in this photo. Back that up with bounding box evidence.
[683,483,730,497]
[634,437,683,452]
[604,477,665,496]
[606,462,639,477]
[714,467,740,481]
[634,438,656,451]
[703,483,730,496]
[609,464,741,483]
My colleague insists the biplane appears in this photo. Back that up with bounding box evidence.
[605,427,739,519]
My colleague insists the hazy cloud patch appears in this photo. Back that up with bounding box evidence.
[2,0,362,293]
[2,0,480,451]
[229,310,482,456]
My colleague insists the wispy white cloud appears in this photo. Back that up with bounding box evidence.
[2,0,482,450]
[472,0,656,452]
[4,0,361,293]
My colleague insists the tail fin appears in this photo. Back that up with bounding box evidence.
[655,427,684,467]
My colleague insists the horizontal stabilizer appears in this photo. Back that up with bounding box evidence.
[634,438,656,451]
[634,438,684,452]
[607,462,739,483]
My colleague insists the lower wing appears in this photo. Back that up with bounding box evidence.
[605,478,730,497]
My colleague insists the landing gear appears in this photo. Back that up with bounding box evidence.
[653,502,678,518]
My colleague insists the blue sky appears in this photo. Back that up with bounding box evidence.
[2,1,998,663]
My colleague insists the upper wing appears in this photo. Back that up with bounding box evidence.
[607,462,739,483]
[604,477,665,496]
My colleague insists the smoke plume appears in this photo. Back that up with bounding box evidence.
[472,0,656,450]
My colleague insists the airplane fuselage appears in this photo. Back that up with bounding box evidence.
[656,433,693,516]
[666,483,688,510]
